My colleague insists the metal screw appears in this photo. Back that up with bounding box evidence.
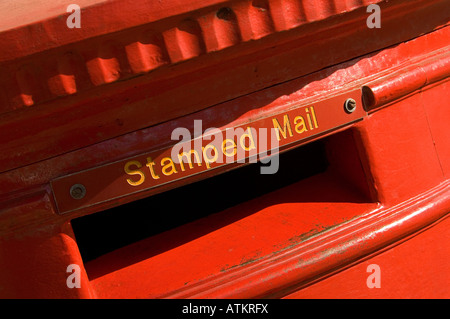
[70,184,86,200]
[344,98,357,113]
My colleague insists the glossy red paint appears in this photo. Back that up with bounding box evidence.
[283,216,450,299]
[51,89,366,215]
[0,192,94,298]
[0,0,448,173]
[362,50,450,111]
[0,0,449,299]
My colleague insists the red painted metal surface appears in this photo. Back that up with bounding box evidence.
[283,215,450,299]
[52,89,366,215]
[0,0,448,173]
[0,0,449,299]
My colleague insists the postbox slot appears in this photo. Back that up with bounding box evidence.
[71,128,376,297]
[71,138,329,263]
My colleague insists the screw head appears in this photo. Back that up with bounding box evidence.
[70,184,86,200]
[344,98,357,113]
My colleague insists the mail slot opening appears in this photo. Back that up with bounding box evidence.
[71,128,375,294]
[71,137,331,263]
[71,128,376,294]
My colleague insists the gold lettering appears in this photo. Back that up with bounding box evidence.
[311,106,319,128]
[305,108,314,130]
[272,115,293,141]
[161,157,178,176]
[240,127,256,151]
[294,115,308,134]
[202,144,218,169]
[124,160,145,186]
[146,157,160,180]
[177,150,202,171]
[222,139,237,157]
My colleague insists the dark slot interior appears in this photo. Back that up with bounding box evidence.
[71,139,329,263]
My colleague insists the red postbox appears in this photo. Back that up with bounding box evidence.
[0,0,449,299]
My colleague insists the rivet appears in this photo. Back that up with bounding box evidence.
[70,184,86,200]
[344,98,357,113]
